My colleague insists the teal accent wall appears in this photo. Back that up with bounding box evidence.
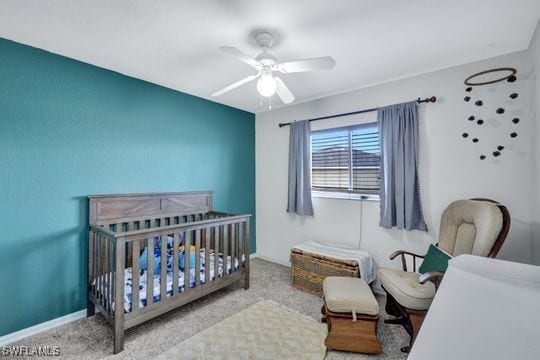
[0,38,255,336]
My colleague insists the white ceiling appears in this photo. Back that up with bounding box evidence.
[1,0,539,113]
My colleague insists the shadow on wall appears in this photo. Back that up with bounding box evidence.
[2,225,83,334]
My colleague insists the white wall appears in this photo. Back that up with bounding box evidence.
[256,50,535,271]
[530,20,540,265]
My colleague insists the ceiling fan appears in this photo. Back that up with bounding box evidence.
[212,31,336,106]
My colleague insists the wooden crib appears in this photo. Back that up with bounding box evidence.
[87,191,251,354]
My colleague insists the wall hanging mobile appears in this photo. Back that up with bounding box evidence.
[461,67,519,160]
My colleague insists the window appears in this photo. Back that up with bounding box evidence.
[310,122,380,199]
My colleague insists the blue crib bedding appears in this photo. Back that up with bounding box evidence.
[123,249,240,312]
[93,249,242,313]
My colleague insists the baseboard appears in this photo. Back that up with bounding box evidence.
[254,253,291,267]
[249,253,258,259]
[0,309,87,346]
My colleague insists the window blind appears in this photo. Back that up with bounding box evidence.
[311,122,380,194]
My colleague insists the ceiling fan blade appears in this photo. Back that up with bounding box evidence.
[212,74,259,97]
[275,77,295,104]
[220,46,261,69]
[278,56,335,73]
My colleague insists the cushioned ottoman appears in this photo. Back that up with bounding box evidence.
[322,276,382,354]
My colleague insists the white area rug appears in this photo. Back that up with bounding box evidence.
[154,300,327,360]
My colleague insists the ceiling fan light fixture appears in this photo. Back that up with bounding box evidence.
[256,73,277,97]
[214,30,335,104]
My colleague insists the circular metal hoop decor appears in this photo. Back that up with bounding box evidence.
[464,67,517,86]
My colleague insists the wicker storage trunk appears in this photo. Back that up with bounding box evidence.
[291,248,360,297]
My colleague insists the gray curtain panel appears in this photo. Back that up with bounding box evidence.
[287,120,314,216]
[378,101,427,231]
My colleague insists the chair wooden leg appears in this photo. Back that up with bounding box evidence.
[382,287,402,317]
[409,312,426,344]
[381,286,427,353]
[384,316,405,325]
[398,312,426,353]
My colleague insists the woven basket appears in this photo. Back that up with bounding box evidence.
[290,249,360,297]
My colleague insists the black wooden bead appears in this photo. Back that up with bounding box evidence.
[496,108,505,114]
[493,151,501,157]
[510,93,518,99]
[466,87,473,92]
[507,75,516,83]
[462,133,469,138]
[475,100,483,106]
[510,132,518,138]
[480,155,486,160]
[512,118,520,124]
[472,138,479,143]
[497,145,504,151]
[477,119,484,125]
[468,115,475,121]
[464,96,471,102]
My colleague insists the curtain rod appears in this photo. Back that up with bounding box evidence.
[278,96,437,128]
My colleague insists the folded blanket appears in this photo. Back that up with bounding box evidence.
[293,240,376,284]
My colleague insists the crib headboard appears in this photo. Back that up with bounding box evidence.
[88,191,213,226]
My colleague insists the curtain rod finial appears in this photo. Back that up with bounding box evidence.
[428,96,437,103]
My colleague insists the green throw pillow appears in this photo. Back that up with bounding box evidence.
[418,244,452,274]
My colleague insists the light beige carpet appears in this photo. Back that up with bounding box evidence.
[154,300,327,360]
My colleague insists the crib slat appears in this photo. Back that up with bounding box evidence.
[160,234,167,301]
[238,222,244,271]
[102,235,107,307]
[205,228,210,285]
[109,238,114,311]
[231,224,236,272]
[223,225,228,276]
[214,226,219,280]
[195,229,201,286]
[97,235,103,304]
[114,237,125,352]
[173,233,180,295]
[95,232,99,298]
[88,231,95,299]
[95,233,100,300]
[147,238,154,306]
[111,237,115,314]
[184,232,191,293]
[132,240,140,313]
[104,238,109,311]
[127,222,134,268]
[91,232,97,297]
[245,218,250,289]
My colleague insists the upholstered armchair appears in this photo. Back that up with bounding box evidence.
[377,199,510,353]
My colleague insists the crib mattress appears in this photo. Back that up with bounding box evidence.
[94,250,242,313]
